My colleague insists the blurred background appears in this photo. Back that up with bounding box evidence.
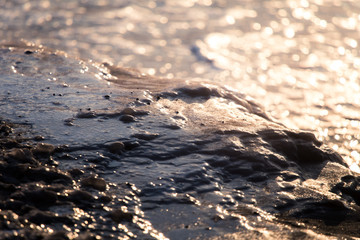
[1,0,360,170]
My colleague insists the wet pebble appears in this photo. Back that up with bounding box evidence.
[68,168,84,177]
[27,209,73,224]
[64,118,74,126]
[0,124,12,136]
[120,107,149,116]
[2,139,19,148]
[33,135,45,141]
[81,176,107,191]
[6,148,35,164]
[123,141,140,150]
[32,143,55,155]
[21,189,58,207]
[26,167,72,185]
[43,232,69,240]
[131,132,159,141]
[119,114,135,123]
[109,208,133,223]
[106,141,125,154]
[76,111,97,118]
[67,189,95,203]
[0,210,22,229]
[99,194,112,203]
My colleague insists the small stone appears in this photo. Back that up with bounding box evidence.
[32,143,55,155]
[26,167,72,185]
[68,168,84,177]
[104,95,110,99]
[24,50,33,55]
[81,176,107,191]
[119,114,135,123]
[64,118,74,126]
[27,210,72,224]
[67,190,95,203]
[99,194,112,203]
[6,148,34,163]
[76,111,97,118]
[109,209,133,223]
[107,141,125,154]
[132,132,159,141]
[121,108,135,115]
[34,135,45,141]
[26,189,58,206]
[123,141,140,150]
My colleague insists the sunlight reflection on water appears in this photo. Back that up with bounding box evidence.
[1,0,360,170]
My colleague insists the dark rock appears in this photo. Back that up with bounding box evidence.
[76,232,100,240]
[32,143,55,155]
[27,209,73,224]
[2,139,19,148]
[0,124,12,136]
[26,167,72,185]
[43,231,69,240]
[0,210,22,229]
[247,173,269,182]
[33,135,45,141]
[76,111,97,118]
[106,141,125,154]
[2,164,31,184]
[68,168,84,177]
[6,148,35,164]
[123,141,140,150]
[99,194,112,203]
[0,182,16,193]
[67,190,95,204]
[131,132,159,141]
[25,189,58,207]
[109,208,133,223]
[81,176,107,191]
[119,114,135,123]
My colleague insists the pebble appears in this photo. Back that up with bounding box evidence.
[6,148,34,163]
[33,135,45,141]
[106,141,125,154]
[68,168,84,177]
[25,189,58,207]
[32,143,55,155]
[26,166,72,185]
[131,132,159,141]
[109,208,133,223]
[121,107,135,115]
[67,189,95,203]
[81,176,107,191]
[76,111,97,118]
[119,114,135,123]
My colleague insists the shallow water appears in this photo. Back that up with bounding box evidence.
[2,45,358,240]
[1,0,360,239]
[1,0,360,171]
